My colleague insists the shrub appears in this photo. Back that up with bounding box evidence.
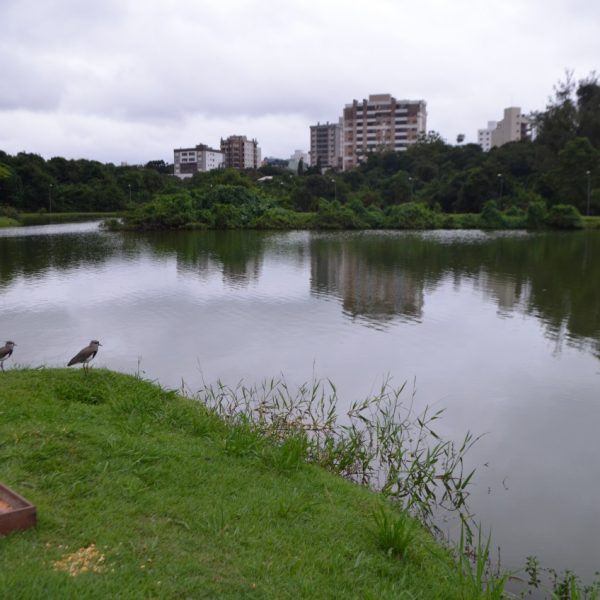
[250,207,312,229]
[526,201,548,229]
[127,192,195,229]
[385,202,441,229]
[372,507,418,558]
[546,204,583,229]
[211,203,248,229]
[480,200,507,229]
[313,199,366,229]
[1,204,19,220]
[196,185,261,210]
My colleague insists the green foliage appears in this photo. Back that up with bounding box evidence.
[480,200,507,229]
[546,204,583,229]
[196,184,261,209]
[372,507,418,558]
[527,200,548,229]
[0,204,19,220]
[128,192,195,229]
[313,199,366,229]
[0,368,490,600]
[451,526,509,600]
[250,207,313,229]
[0,216,20,228]
[385,202,441,229]
[200,377,479,534]
[211,203,248,229]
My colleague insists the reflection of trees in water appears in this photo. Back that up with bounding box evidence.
[2,228,598,359]
[310,232,600,358]
[0,232,131,289]
[140,230,270,288]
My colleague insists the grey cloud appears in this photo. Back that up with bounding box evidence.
[0,0,599,161]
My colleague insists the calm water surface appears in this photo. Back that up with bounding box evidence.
[1,222,599,581]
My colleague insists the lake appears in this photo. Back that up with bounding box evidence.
[1,222,599,584]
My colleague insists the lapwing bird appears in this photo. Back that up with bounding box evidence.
[0,341,16,372]
[68,340,102,371]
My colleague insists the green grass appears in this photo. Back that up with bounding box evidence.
[582,216,600,229]
[0,368,486,599]
[0,216,20,228]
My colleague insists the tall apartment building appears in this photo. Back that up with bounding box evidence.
[478,107,530,151]
[220,135,261,169]
[173,144,224,178]
[477,121,497,152]
[342,94,427,170]
[309,120,341,171]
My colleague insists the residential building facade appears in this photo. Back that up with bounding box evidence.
[477,121,497,152]
[478,107,530,151]
[341,94,427,170]
[220,135,261,169]
[173,144,223,178]
[309,121,342,171]
[287,149,310,172]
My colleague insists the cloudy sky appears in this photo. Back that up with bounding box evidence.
[1,0,599,165]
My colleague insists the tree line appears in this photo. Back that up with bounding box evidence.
[1,72,599,223]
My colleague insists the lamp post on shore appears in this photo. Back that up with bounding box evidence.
[48,184,53,213]
[330,179,337,202]
[128,184,132,203]
[497,173,503,208]
[408,176,414,201]
[586,170,591,216]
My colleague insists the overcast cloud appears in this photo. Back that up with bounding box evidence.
[1,0,599,164]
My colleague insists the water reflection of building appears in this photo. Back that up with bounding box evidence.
[475,272,531,313]
[311,245,424,324]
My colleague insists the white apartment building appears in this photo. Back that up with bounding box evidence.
[341,94,427,170]
[173,144,224,178]
[478,107,530,151]
[477,121,497,152]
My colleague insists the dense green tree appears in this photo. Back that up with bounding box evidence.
[576,74,600,148]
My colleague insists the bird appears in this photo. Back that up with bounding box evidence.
[68,340,102,371]
[0,341,16,372]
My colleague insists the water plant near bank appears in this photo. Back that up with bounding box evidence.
[197,376,479,535]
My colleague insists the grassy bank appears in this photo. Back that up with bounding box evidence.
[0,369,493,599]
[0,216,20,228]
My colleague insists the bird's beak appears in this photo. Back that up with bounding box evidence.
[99,342,102,346]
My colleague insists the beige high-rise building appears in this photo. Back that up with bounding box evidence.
[478,107,530,151]
[220,135,261,169]
[309,120,342,171]
[342,94,427,170]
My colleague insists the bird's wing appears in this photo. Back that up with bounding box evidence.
[0,347,11,360]
[68,347,91,365]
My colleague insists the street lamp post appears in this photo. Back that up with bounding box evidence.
[330,179,337,202]
[128,184,132,203]
[497,173,504,208]
[48,184,53,213]
[586,170,591,216]
[408,176,414,201]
